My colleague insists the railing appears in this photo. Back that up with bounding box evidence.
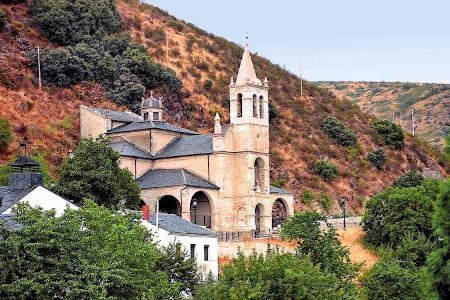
[218,229,280,242]
[192,214,212,228]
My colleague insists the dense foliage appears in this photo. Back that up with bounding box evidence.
[30,35,181,110]
[445,134,450,161]
[0,201,177,299]
[372,119,405,149]
[29,0,121,45]
[313,160,339,181]
[53,137,141,209]
[322,116,357,146]
[367,149,387,170]
[0,9,6,30]
[360,258,431,300]
[392,170,425,188]
[427,180,450,298]
[0,118,13,152]
[195,251,356,300]
[362,180,439,247]
[281,212,360,284]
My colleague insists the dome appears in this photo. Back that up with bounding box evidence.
[141,96,162,108]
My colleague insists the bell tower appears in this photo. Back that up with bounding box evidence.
[229,45,269,126]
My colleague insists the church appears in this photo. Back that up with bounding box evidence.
[80,46,294,235]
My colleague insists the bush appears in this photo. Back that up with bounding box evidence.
[29,0,121,45]
[203,79,212,92]
[362,180,440,247]
[322,116,357,146]
[301,190,314,204]
[367,149,387,170]
[372,119,405,149]
[360,259,430,300]
[0,9,6,30]
[0,118,13,152]
[313,160,339,181]
[393,171,424,188]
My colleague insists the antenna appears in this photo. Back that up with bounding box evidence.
[37,46,42,91]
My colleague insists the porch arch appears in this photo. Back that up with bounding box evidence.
[190,191,212,228]
[272,198,288,228]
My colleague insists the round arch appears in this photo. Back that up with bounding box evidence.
[255,203,264,235]
[190,191,213,228]
[272,198,288,228]
[158,195,181,216]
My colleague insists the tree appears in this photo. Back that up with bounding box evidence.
[393,171,425,188]
[157,242,198,296]
[444,134,450,161]
[313,160,339,181]
[0,9,6,31]
[0,118,13,152]
[281,212,360,283]
[362,180,440,247]
[29,0,121,45]
[322,116,357,146]
[367,149,387,170]
[360,258,431,300]
[195,251,356,300]
[372,119,405,149]
[427,179,450,299]
[53,137,141,209]
[0,201,177,299]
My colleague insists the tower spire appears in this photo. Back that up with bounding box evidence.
[235,41,259,85]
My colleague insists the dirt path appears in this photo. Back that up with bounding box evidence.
[337,227,378,269]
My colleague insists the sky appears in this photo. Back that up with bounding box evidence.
[146,0,450,83]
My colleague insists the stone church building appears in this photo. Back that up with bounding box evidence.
[80,47,294,235]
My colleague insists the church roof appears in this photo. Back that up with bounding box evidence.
[147,213,217,237]
[107,121,198,135]
[235,46,260,85]
[88,107,142,123]
[270,185,293,195]
[154,135,213,159]
[0,186,34,213]
[137,169,219,190]
[109,141,152,159]
[8,156,41,167]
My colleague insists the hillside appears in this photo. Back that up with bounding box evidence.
[0,0,447,214]
[318,81,450,149]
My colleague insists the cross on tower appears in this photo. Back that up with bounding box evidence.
[19,136,30,156]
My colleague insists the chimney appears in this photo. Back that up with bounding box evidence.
[214,113,221,135]
[142,204,150,221]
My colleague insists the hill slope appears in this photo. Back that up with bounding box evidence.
[0,0,447,213]
[318,81,450,149]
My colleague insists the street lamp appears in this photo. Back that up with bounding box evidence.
[339,197,347,230]
[192,199,198,224]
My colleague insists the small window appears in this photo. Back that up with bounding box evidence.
[190,244,196,259]
[153,112,159,121]
[204,245,209,261]
[176,243,182,258]
[237,94,243,117]
[143,112,149,121]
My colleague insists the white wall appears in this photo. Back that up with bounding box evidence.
[141,221,219,279]
[2,186,78,216]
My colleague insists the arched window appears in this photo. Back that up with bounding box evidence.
[254,158,264,191]
[259,96,264,119]
[253,94,258,117]
[237,93,243,117]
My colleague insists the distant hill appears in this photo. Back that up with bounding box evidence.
[318,81,450,149]
[0,0,447,214]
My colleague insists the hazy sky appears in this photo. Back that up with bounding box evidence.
[146,0,450,83]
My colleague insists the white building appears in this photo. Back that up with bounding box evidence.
[141,209,219,279]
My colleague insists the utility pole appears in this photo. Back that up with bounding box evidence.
[400,111,403,127]
[411,108,415,136]
[166,38,169,64]
[300,64,303,98]
[37,46,42,91]
[392,111,395,123]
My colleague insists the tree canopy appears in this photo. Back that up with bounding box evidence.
[0,201,177,299]
[53,137,141,209]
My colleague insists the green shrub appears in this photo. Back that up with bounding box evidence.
[268,100,279,122]
[29,0,121,45]
[319,194,333,212]
[301,190,314,204]
[367,149,387,170]
[322,116,357,146]
[203,79,212,92]
[313,160,339,181]
[0,9,6,30]
[392,171,424,188]
[0,118,13,152]
[372,119,405,149]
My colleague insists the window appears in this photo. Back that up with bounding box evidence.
[237,93,243,117]
[253,94,258,117]
[259,96,264,119]
[153,112,159,121]
[190,244,196,259]
[176,243,182,258]
[143,112,149,121]
[204,245,209,261]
